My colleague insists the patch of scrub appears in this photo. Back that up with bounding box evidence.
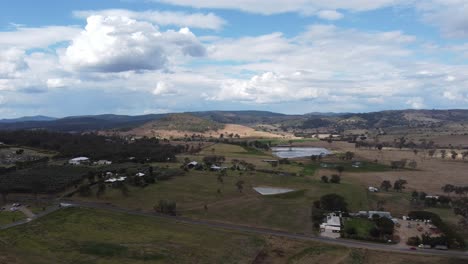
[253,187,295,195]
[272,147,331,158]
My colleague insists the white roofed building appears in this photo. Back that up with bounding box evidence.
[69,157,90,165]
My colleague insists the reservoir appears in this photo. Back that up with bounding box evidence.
[272,147,331,158]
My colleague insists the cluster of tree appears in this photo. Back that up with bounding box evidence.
[389,159,417,170]
[452,198,468,229]
[0,130,184,163]
[407,234,449,248]
[0,165,89,196]
[202,155,226,166]
[343,215,395,242]
[155,200,177,215]
[380,179,407,192]
[230,159,255,171]
[408,211,465,249]
[311,194,348,229]
[15,156,50,169]
[236,140,270,150]
[411,191,451,207]
[336,151,355,161]
[320,175,341,184]
[441,184,468,197]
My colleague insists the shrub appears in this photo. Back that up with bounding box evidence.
[330,175,341,184]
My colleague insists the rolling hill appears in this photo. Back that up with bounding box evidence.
[1,109,468,135]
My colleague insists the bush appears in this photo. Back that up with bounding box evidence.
[407,236,421,246]
[330,175,341,184]
[320,194,348,212]
[156,200,177,215]
[345,226,357,235]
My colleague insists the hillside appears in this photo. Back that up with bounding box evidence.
[140,113,225,133]
[108,113,290,139]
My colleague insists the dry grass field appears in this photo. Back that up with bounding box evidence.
[300,141,468,195]
[111,123,295,139]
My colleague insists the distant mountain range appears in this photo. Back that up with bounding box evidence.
[1,109,468,133]
[0,115,58,123]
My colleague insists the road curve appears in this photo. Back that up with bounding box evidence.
[63,200,468,259]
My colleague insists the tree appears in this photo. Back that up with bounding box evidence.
[376,217,395,236]
[235,180,245,193]
[203,155,225,166]
[344,151,355,160]
[419,191,427,200]
[96,182,106,197]
[319,194,348,212]
[393,179,407,192]
[380,180,392,191]
[451,151,458,160]
[321,175,329,183]
[0,186,9,204]
[462,151,468,161]
[428,149,436,159]
[156,200,177,215]
[345,226,357,235]
[442,184,455,197]
[411,191,419,200]
[78,184,91,197]
[15,149,24,155]
[336,165,345,176]
[31,180,46,203]
[330,174,341,184]
[440,149,447,159]
[407,160,417,169]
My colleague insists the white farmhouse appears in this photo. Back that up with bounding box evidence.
[320,213,342,233]
[69,157,90,165]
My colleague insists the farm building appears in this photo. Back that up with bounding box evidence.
[320,213,342,233]
[186,161,198,169]
[358,211,392,219]
[210,165,227,171]
[136,172,145,177]
[69,157,90,165]
[95,160,112,165]
[368,186,379,192]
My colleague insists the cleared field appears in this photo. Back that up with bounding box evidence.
[0,146,54,167]
[300,141,468,194]
[74,166,371,233]
[0,208,465,264]
[70,143,408,233]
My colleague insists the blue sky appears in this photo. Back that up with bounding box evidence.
[0,0,468,117]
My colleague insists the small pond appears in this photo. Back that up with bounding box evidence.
[253,187,295,195]
[272,147,331,159]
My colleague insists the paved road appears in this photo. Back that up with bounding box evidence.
[64,200,468,259]
[0,205,61,230]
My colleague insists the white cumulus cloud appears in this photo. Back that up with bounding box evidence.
[212,72,322,103]
[0,48,28,78]
[317,10,344,20]
[73,9,226,30]
[61,15,206,72]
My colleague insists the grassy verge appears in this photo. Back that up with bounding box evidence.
[0,210,25,226]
